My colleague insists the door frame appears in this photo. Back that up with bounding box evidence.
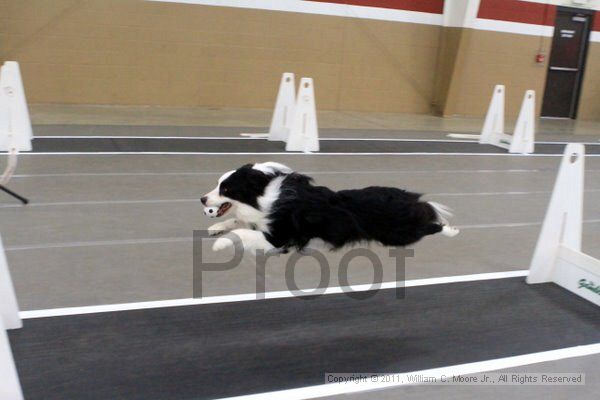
[542,6,595,119]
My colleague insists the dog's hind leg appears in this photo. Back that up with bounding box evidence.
[420,223,443,236]
[441,225,460,237]
[420,223,459,238]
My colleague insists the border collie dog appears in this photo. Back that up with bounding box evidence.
[202,162,459,254]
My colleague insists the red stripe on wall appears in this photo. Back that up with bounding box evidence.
[306,0,444,14]
[594,12,600,31]
[478,0,556,26]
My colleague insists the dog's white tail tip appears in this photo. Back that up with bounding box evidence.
[428,201,454,225]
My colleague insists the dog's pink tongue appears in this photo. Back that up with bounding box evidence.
[217,203,231,217]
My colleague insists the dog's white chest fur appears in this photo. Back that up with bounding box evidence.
[235,204,268,231]
[234,176,284,233]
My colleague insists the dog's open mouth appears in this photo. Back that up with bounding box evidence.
[217,202,232,217]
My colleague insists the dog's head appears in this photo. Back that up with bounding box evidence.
[201,162,293,217]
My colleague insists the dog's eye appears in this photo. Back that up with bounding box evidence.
[222,188,228,194]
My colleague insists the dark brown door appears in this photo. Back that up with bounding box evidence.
[541,8,593,119]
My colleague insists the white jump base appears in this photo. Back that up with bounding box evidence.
[553,245,600,306]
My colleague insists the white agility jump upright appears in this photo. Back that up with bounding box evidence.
[285,77,319,153]
[0,234,24,400]
[527,144,600,307]
[242,72,319,151]
[268,72,296,142]
[478,84,505,146]
[1,61,32,205]
[0,236,21,330]
[478,86,535,154]
[0,61,32,154]
[509,90,535,154]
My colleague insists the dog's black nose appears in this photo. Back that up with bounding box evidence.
[201,196,208,205]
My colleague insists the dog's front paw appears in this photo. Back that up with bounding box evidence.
[212,236,235,251]
[208,222,227,237]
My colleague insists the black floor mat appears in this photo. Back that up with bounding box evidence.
[28,137,600,154]
[9,278,600,400]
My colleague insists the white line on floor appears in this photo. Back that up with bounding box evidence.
[13,152,600,157]
[5,219,600,251]
[2,190,600,209]
[4,237,191,251]
[0,199,199,208]
[33,135,600,146]
[215,343,600,400]
[35,135,267,140]
[19,270,529,319]
[458,219,600,229]
[9,169,546,178]
[13,172,223,177]
[36,135,482,144]
[436,189,600,197]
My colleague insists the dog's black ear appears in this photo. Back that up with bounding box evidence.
[240,163,254,170]
[247,169,271,187]
[288,173,313,185]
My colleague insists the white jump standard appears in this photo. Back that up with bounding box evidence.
[479,85,535,154]
[267,72,296,143]
[0,61,32,204]
[478,84,505,147]
[241,72,320,153]
[285,77,319,153]
[448,84,536,154]
[0,234,24,400]
[527,143,600,306]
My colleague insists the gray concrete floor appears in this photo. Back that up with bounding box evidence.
[1,153,599,309]
[2,108,600,400]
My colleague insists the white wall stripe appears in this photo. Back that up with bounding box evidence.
[473,18,554,37]
[519,0,600,10]
[19,270,528,319]
[148,0,443,25]
[146,0,600,39]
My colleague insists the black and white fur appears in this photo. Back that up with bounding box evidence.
[201,162,459,254]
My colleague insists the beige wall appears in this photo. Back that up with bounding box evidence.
[0,0,441,113]
[1,0,599,120]
[441,29,551,118]
[579,42,600,120]
[432,26,463,115]
[442,28,600,121]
